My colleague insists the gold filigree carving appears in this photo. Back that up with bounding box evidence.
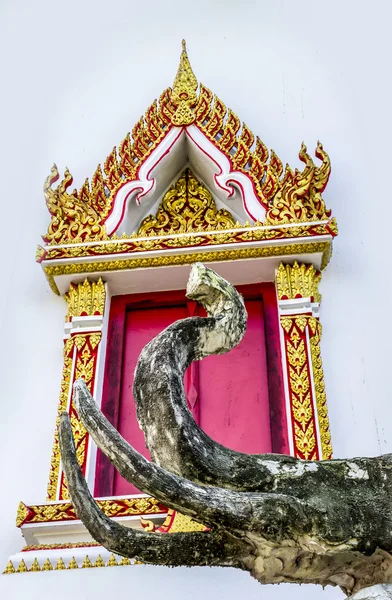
[43,165,108,245]
[46,329,102,501]
[37,220,336,265]
[43,241,332,296]
[65,278,105,321]
[2,553,141,574]
[308,318,332,459]
[137,169,235,237]
[107,554,118,567]
[95,555,105,568]
[46,347,73,500]
[276,261,322,302]
[35,245,45,262]
[59,334,101,500]
[55,558,66,570]
[41,43,336,252]
[171,40,198,126]
[42,88,175,245]
[82,556,93,569]
[280,313,332,460]
[3,561,15,574]
[16,560,27,573]
[46,277,107,499]
[16,502,29,528]
[17,497,165,527]
[42,559,53,571]
[30,558,41,572]
[23,542,100,551]
[158,509,208,533]
[276,262,331,459]
[67,558,78,569]
[194,90,332,222]
[264,143,332,225]
[282,316,318,460]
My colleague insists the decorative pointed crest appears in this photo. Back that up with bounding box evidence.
[171,40,198,126]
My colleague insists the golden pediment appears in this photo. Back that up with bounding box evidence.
[40,41,335,246]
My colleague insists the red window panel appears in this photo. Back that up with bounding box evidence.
[198,298,272,455]
[95,283,288,498]
[114,305,189,495]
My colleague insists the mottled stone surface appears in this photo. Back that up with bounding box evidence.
[351,585,392,599]
[59,264,392,598]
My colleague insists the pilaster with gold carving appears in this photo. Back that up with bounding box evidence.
[46,278,109,501]
[276,262,332,461]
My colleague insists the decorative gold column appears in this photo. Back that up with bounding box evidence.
[46,279,106,500]
[276,262,332,460]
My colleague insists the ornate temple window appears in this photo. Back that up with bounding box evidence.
[5,41,337,574]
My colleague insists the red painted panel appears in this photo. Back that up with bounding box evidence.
[96,283,288,498]
[113,304,189,495]
[113,297,271,495]
[199,299,272,453]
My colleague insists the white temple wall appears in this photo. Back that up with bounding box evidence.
[0,1,391,598]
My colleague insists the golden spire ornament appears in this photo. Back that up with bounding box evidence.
[171,40,198,126]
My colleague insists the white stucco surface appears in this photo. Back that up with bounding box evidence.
[1,0,391,598]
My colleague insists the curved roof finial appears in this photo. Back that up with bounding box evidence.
[171,40,198,125]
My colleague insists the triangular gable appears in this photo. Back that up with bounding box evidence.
[41,41,335,245]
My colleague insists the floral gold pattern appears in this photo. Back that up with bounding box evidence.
[137,168,235,237]
[40,43,336,249]
[281,316,318,460]
[308,318,332,459]
[65,278,106,321]
[157,509,208,533]
[46,340,74,500]
[46,283,103,501]
[58,333,101,500]
[263,142,332,225]
[37,219,337,266]
[276,261,322,303]
[280,314,332,460]
[16,496,166,529]
[22,542,101,551]
[43,165,108,244]
[171,40,198,126]
[42,241,332,296]
[16,502,29,528]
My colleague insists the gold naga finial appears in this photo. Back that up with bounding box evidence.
[171,39,198,126]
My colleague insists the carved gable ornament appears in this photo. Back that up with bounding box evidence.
[36,40,337,296]
[138,168,236,236]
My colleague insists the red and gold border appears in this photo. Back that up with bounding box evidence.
[37,219,337,264]
[277,263,332,461]
[309,319,332,459]
[41,240,333,297]
[16,497,166,528]
[46,279,106,500]
[40,42,335,251]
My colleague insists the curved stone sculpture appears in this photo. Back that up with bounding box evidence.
[59,263,392,598]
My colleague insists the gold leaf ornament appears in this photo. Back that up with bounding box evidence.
[137,168,235,237]
[171,40,198,126]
